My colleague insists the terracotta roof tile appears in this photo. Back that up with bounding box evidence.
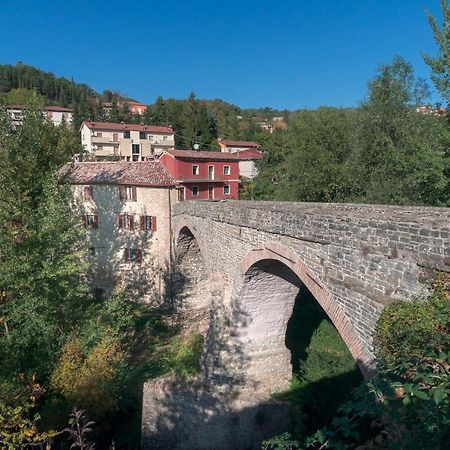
[60,161,176,187]
[219,139,260,148]
[44,106,73,112]
[235,148,263,160]
[82,121,173,134]
[164,149,240,161]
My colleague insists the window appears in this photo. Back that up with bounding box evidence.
[118,213,134,230]
[224,166,230,175]
[124,130,130,138]
[162,135,167,141]
[192,186,199,196]
[132,144,140,161]
[224,185,230,195]
[140,215,157,231]
[149,135,154,141]
[139,131,146,139]
[119,185,137,201]
[84,214,98,228]
[113,133,118,142]
[124,248,142,263]
[83,186,93,200]
[97,132,102,137]
[192,165,199,176]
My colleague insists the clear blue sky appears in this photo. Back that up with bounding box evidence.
[0,0,444,110]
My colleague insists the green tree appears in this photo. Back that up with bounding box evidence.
[355,56,449,205]
[0,98,88,383]
[179,93,218,149]
[5,88,44,105]
[424,0,450,104]
[280,108,358,202]
[144,95,169,125]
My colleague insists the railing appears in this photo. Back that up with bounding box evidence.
[91,136,118,144]
[177,175,231,183]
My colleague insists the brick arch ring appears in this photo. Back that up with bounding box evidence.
[239,241,375,378]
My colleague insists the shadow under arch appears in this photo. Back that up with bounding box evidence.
[172,225,208,309]
[237,241,374,381]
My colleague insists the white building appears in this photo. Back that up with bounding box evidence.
[80,121,175,161]
[60,161,177,303]
[7,105,73,127]
[218,139,263,180]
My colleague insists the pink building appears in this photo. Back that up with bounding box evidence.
[159,149,240,201]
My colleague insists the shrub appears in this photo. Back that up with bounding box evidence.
[50,334,126,419]
[166,332,204,379]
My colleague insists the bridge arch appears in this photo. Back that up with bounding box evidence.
[172,224,209,309]
[231,241,373,392]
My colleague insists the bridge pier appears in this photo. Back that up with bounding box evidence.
[142,201,450,449]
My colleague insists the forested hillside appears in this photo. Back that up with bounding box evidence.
[0,62,289,147]
[0,62,98,107]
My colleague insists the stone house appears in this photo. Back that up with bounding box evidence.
[60,161,177,303]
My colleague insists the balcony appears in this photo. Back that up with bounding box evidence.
[177,175,230,183]
[91,135,119,144]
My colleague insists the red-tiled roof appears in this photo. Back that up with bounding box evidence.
[82,121,173,134]
[7,105,73,112]
[163,149,240,161]
[127,101,147,106]
[236,148,264,160]
[44,106,73,112]
[219,139,260,148]
[59,161,176,187]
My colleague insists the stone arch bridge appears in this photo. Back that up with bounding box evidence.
[142,200,449,449]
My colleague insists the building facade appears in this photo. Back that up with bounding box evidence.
[80,121,175,161]
[61,161,177,303]
[7,105,73,127]
[159,149,240,201]
[218,139,263,180]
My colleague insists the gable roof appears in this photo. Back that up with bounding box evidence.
[163,149,240,161]
[7,105,73,112]
[82,121,173,134]
[59,161,176,187]
[44,106,73,112]
[235,148,263,160]
[219,139,260,148]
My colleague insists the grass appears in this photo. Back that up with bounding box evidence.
[284,287,363,438]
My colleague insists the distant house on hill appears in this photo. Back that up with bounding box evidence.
[218,139,263,180]
[127,101,147,115]
[7,105,73,127]
[102,100,147,115]
[60,160,177,302]
[80,121,175,161]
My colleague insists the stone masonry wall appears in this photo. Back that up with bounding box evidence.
[142,200,450,449]
[172,200,450,358]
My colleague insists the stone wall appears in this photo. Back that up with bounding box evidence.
[74,184,176,302]
[142,200,450,449]
[172,200,450,357]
